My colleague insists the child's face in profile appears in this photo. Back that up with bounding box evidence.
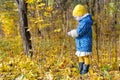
[74,16,82,21]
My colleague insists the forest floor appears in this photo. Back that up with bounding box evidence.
[0,37,120,80]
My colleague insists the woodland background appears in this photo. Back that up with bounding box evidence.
[0,0,120,80]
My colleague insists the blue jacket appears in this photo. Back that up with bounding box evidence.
[75,13,93,52]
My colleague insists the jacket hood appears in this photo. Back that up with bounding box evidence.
[79,13,92,21]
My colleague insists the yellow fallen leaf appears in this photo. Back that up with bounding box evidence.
[54,28,61,33]
[15,74,28,80]
[89,69,94,75]
[45,72,53,80]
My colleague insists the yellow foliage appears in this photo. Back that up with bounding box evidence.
[34,19,44,24]
[54,28,61,33]
[37,3,45,7]
[44,12,51,17]
[0,38,120,79]
[25,0,34,3]
[0,13,17,37]
[38,24,50,29]
[46,6,53,12]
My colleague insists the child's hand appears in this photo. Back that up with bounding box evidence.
[67,29,78,38]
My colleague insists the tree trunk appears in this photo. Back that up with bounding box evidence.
[16,0,33,56]
[90,0,100,63]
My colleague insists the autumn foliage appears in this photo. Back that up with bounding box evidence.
[0,0,120,80]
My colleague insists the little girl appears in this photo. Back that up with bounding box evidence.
[67,4,93,74]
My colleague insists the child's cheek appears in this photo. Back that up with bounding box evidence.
[75,17,81,21]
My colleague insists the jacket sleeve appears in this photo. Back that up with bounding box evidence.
[77,21,91,37]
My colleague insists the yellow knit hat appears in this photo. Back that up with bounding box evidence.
[72,4,87,17]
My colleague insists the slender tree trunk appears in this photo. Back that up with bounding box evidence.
[16,0,33,56]
[112,2,118,69]
[89,0,100,63]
